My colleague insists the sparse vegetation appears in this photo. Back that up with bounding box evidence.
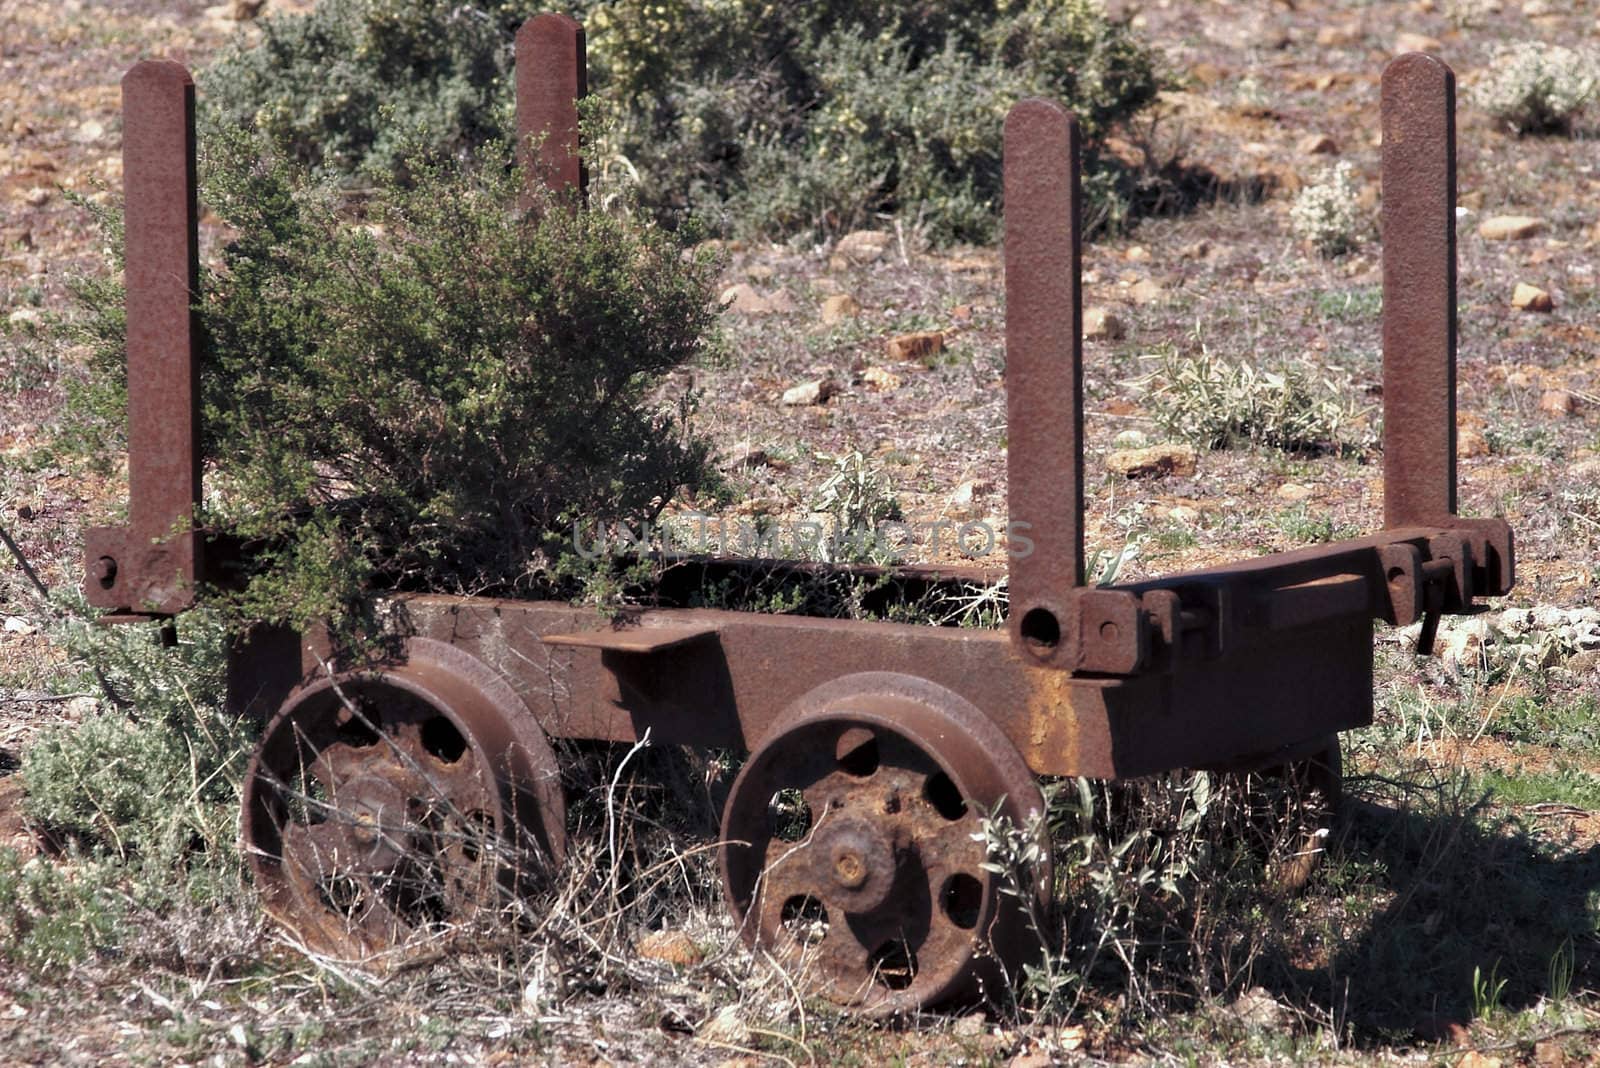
[1290,160,1363,257]
[6,0,1600,1062]
[1139,342,1363,453]
[1473,42,1599,135]
[198,0,1165,243]
[61,135,719,638]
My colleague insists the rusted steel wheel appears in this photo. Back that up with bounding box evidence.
[721,673,1050,1014]
[242,638,565,959]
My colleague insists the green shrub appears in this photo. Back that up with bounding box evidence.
[0,849,121,972]
[6,603,256,974]
[21,604,246,865]
[201,0,536,175]
[200,0,1164,243]
[1290,160,1362,258]
[587,0,1165,242]
[63,133,719,636]
[1473,42,1598,136]
[1140,343,1362,454]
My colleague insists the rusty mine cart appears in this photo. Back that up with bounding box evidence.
[83,14,1513,1015]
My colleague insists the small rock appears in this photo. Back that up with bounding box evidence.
[1084,306,1126,340]
[953,1012,987,1038]
[819,293,861,325]
[1229,986,1288,1030]
[833,230,891,265]
[7,308,43,330]
[1106,444,1197,479]
[4,617,37,636]
[1512,282,1553,312]
[745,263,775,283]
[718,283,770,315]
[20,186,50,208]
[886,330,944,362]
[1006,1054,1052,1068]
[1124,244,1151,262]
[1539,388,1576,416]
[71,119,105,144]
[951,480,992,510]
[1478,215,1545,241]
[1505,369,1535,389]
[1316,24,1362,47]
[1297,133,1339,156]
[1394,32,1444,54]
[1112,428,1149,449]
[1128,278,1166,305]
[764,288,797,314]
[1056,1024,1087,1052]
[950,304,972,321]
[1276,482,1315,502]
[1457,426,1491,458]
[231,0,266,18]
[1168,504,1201,524]
[720,444,785,471]
[1522,0,1553,15]
[859,366,901,392]
[782,378,835,407]
[1457,1054,1503,1068]
[635,929,703,968]
[699,1006,750,1047]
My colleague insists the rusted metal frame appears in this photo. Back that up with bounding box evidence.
[515,12,587,205]
[1004,99,1085,673]
[84,59,201,619]
[1381,53,1457,528]
[235,593,1379,782]
[1039,524,1479,675]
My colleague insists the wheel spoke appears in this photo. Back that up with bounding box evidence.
[243,655,568,960]
[721,697,1048,1012]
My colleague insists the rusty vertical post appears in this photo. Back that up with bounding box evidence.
[515,13,587,203]
[1381,53,1456,527]
[84,59,200,616]
[1004,99,1083,667]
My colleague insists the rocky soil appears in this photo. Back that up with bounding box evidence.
[2,0,1600,1064]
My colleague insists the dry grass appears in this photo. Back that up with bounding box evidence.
[3,0,1600,1062]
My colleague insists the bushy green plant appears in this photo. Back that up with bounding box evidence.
[201,0,538,175]
[1473,42,1598,136]
[198,0,1164,243]
[1290,160,1362,257]
[587,0,1164,242]
[1139,343,1362,454]
[63,132,719,636]
[21,603,246,865]
[0,849,121,972]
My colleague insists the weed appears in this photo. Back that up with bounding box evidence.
[23,600,249,867]
[1548,937,1575,1006]
[0,849,120,972]
[1290,161,1363,257]
[1476,767,1600,810]
[1472,961,1508,1020]
[203,0,1165,243]
[1138,342,1361,453]
[807,450,901,562]
[1313,287,1382,324]
[59,136,718,639]
[200,0,532,178]
[1473,43,1599,136]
